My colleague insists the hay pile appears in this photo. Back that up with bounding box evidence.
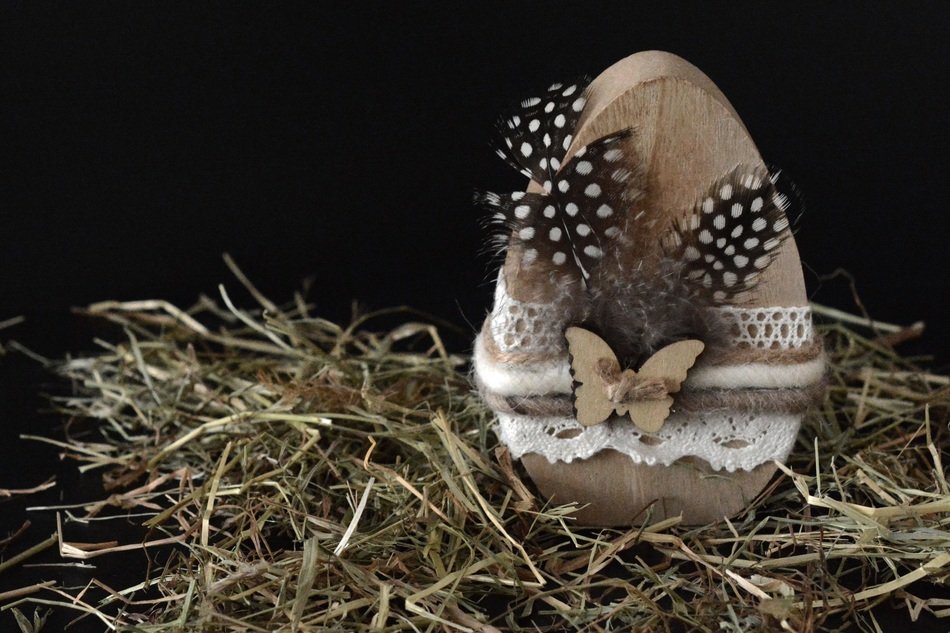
[1,264,948,632]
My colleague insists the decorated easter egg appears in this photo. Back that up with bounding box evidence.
[474,51,825,525]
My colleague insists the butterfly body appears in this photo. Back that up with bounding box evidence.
[566,327,704,432]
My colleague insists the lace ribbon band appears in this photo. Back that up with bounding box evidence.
[475,273,825,471]
[488,273,816,356]
[496,411,802,472]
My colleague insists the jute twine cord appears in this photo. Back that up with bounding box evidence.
[477,376,828,419]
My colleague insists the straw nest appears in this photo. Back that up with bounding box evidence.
[1,260,948,632]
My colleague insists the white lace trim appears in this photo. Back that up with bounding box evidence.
[497,412,801,472]
[488,271,815,354]
[488,273,568,354]
[719,305,813,349]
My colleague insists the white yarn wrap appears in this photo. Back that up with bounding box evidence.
[475,331,825,396]
[477,272,819,471]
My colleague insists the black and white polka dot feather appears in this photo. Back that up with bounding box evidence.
[493,78,592,185]
[479,130,638,286]
[666,166,794,302]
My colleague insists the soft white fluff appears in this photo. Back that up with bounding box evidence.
[473,332,571,396]
[684,357,826,389]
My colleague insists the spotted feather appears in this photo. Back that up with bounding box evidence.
[479,129,641,286]
[666,166,795,302]
[493,78,592,185]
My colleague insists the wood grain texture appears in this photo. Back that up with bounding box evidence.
[506,51,809,525]
[523,451,778,526]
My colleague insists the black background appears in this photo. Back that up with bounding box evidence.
[0,2,948,631]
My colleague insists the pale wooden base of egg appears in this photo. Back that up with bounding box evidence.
[510,51,808,525]
[523,451,776,526]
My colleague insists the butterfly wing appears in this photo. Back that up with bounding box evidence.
[565,326,619,427]
[626,398,674,434]
[628,339,705,432]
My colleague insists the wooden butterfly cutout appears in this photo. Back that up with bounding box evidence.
[565,327,705,432]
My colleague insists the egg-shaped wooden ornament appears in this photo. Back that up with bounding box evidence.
[474,51,825,526]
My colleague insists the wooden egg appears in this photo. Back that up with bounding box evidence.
[474,51,824,526]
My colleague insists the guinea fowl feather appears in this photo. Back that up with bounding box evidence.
[478,78,797,364]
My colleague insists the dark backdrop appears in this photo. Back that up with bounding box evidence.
[0,2,948,630]
[2,2,948,359]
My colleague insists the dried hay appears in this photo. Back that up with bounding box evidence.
[0,261,947,632]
